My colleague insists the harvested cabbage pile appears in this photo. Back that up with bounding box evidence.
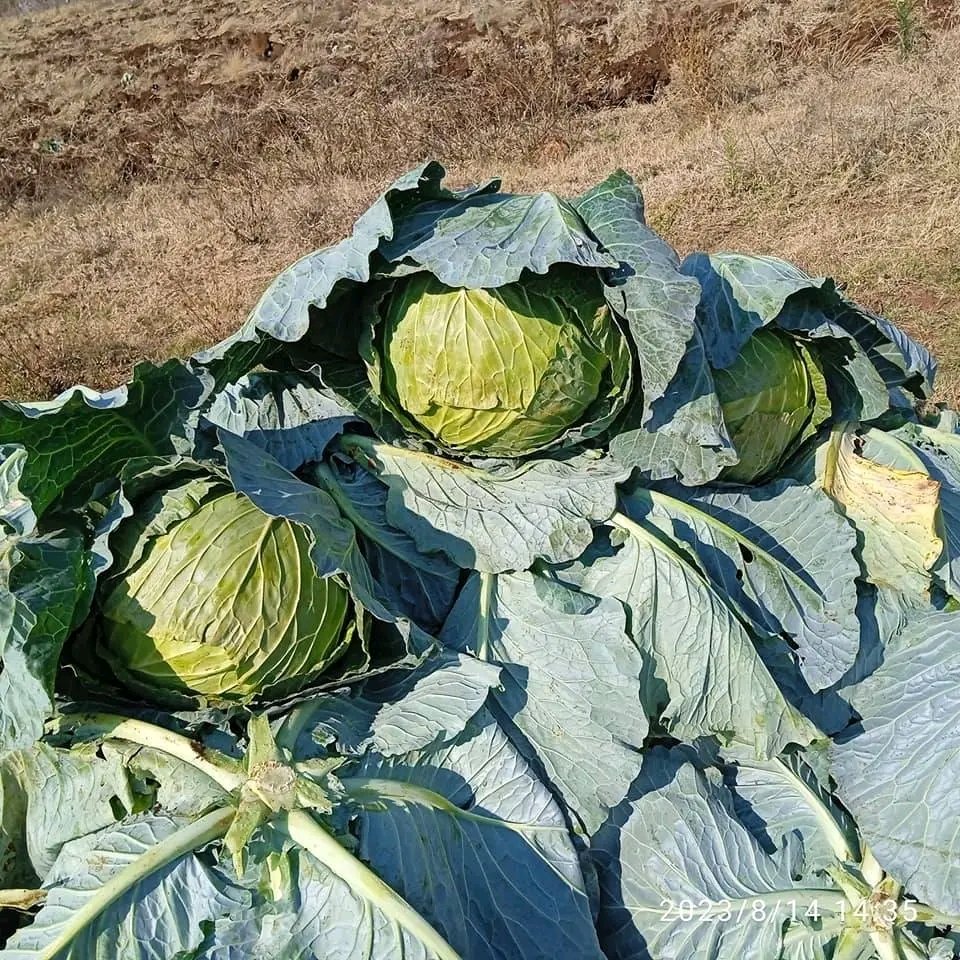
[1,161,958,960]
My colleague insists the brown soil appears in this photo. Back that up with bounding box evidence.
[1,0,959,404]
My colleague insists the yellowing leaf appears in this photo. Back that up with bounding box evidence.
[821,427,942,595]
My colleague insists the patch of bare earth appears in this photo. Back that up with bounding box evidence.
[0,0,958,405]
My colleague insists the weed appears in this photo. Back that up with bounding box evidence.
[894,0,921,57]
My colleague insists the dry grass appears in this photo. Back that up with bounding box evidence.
[1,0,959,404]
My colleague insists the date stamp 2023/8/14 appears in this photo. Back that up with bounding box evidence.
[657,897,919,926]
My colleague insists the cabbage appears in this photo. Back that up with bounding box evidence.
[368,269,629,457]
[715,328,815,483]
[97,482,353,702]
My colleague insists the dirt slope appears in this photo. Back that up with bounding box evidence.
[1,0,958,402]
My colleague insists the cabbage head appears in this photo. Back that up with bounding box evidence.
[97,480,353,703]
[715,328,815,484]
[366,268,631,457]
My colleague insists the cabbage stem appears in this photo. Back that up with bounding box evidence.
[0,888,46,910]
[860,845,885,887]
[477,571,495,660]
[30,806,235,960]
[342,776,568,834]
[282,809,462,960]
[907,900,960,928]
[869,930,902,960]
[338,432,381,468]
[51,713,243,794]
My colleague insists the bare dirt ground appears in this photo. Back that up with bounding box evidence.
[1,0,959,403]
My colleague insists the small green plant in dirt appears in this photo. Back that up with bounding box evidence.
[894,0,922,58]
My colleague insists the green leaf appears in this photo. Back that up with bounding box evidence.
[104,740,230,819]
[202,371,357,471]
[720,744,859,876]
[0,360,209,520]
[383,191,617,287]
[217,701,604,959]
[638,479,861,691]
[340,434,629,573]
[594,751,841,960]
[0,530,90,754]
[585,505,818,756]
[681,252,825,369]
[608,327,738,484]
[0,753,29,889]
[349,709,605,959]
[219,432,390,627]
[0,811,245,960]
[201,838,458,960]
[312,459,460,633]
[223,792,269,879]
[830,609,960,915]
[278,653,503,760]
[0,447,36,536]
[193,161,499,375]
[683,250,933,400]
[575,170,702,425]
[4,743,137,881]
[441,570,648,833]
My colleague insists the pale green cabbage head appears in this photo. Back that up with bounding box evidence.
[97,482,353,703]
[715,328,815,484]
[367,269,630,457]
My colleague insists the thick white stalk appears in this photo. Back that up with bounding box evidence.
[860,846,885,887]
[868,928,902,960]
[342,776,568,834]
[53,713,243,793]
[33,806,234,960]
[477,571,495,660]
[0,888,46,910]
[283,809,462,960]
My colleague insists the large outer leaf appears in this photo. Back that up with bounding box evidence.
[0,813,247,960]
[594,751,839,960]
[0,446,36,537]
[105,740,230,819]
[0,470,90,752]
[280,652,502,759]
[0,755,28,889]
[830,609,960,915]
[681,252,826,369]
[889,422,960,598]
[0,360,208,520]
[583,506,817,756]
[236,684,603,960]
[720,744,859,877]
[830,299,936,395]
[194,161,617,407]
[220,432,372,603]
[4,743,136,880]
[202,371,357,471]
[683,251,933,400]
[639,480,861,691]
[382,190,617,287]
[608,327,737,485]
[574,170,701,425]
[441,570,648,834]
[817,426,942,597]
[199,844,450,960]
[340,435,629,573]
[219,431,434,680]
[351,710,606,960]
[312,459,460,633]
